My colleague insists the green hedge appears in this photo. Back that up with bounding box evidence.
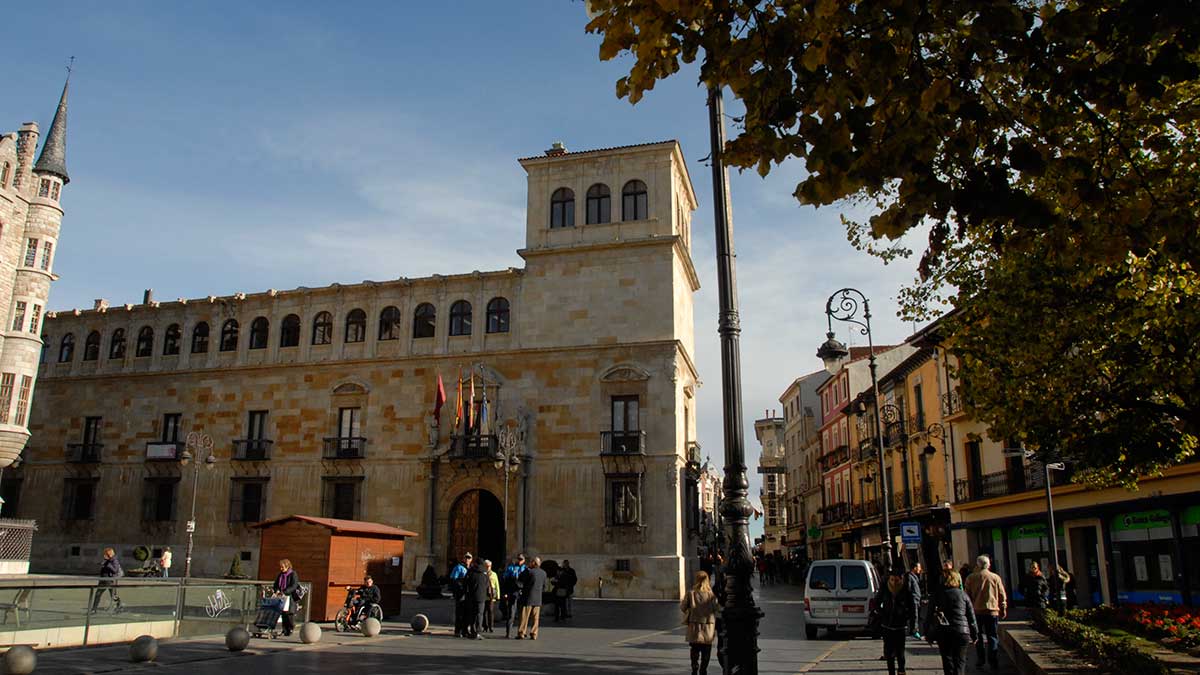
[1034,610,1169,675]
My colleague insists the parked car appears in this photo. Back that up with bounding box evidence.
[803,559,881,639]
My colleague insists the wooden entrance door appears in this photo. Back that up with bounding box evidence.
[448,490,480,567]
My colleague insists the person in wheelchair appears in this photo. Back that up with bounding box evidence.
[349,575,382,623]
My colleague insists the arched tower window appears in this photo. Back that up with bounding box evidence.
[220,319,239,352]
[449,301,472,336]
[83,331,101,361]
[280,314,300,347]
[586,183,611,224]
[550,187,575,229]
[379,306,401,341]
[249,317,269,349]
[163,324,181,355]
[312,311,332,345]
[191,322,209,354]
[622,180,648,221]
[109,328,126,360]
[58,333,75,363]
[413,303,436,339]
[135,326,154,357]
[345,309,366,343]
[486,297,510,334]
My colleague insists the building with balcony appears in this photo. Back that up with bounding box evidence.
[778,370,827,562]
[12,140,704,598]
[754,413,786,555]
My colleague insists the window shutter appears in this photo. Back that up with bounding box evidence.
[142,482,155,521]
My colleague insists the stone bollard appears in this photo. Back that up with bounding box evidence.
[360,617,382,637]
[299,622,322,644]
[3,645,37,675]
[411,613,429,634]
[129,635,158,662]
[225,626,250,651]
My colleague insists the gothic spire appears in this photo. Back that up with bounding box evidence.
[34,68,70,185]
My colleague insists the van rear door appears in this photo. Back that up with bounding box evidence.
[806,563,838,620]
[837,564,872,622]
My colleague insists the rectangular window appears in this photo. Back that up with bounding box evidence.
[13,376,31,426]
[611,395,639,432]
[337,407,360,438]
[10,302,25,331]
[62,479,98,520]
[0,373,14,424]
[23,239,37,267]
[38,180,49,198]
[247,410,268,439]
[161,413,182,443]
[321,477,363,520]
[142,478,178,521]
[28,304,40,333]
[40,242,52,271]
[914,383,925,429]
[607,476,641,526]
[83,416,103,446]
[229,479,268,523]
[615,558,631,572]
[50,182,60,200]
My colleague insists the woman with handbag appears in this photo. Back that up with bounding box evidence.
[272,558,301,637]
[873,567,918,675]
[924,570,979,675]
[680,570,719,675]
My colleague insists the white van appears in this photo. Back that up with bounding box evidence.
[803,559,882,639]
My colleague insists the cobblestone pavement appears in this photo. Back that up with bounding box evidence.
[27,581,1021,674]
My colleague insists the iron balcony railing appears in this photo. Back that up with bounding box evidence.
[322,436,367,460]
[449,434,499,459]
[850,499,882,521]
[66,443,102,463]
[601,430,646,455]
[821,502,850,525]
[820,444,851,471]
[942,390,965,417]
[232,439,274,461]
[954,463,1074,503]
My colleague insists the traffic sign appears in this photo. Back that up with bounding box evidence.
[900,521,921,544]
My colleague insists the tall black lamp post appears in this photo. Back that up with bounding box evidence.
[817,289,893,571]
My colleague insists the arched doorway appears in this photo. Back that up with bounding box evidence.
[447,489,505,570]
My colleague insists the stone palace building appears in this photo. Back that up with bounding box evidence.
[14,139,707,598]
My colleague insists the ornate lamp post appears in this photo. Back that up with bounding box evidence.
[180,432,215,578]
[818,288,893,571]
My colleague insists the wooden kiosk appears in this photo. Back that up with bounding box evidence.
[254,515,418,621]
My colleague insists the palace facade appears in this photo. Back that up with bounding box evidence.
[13,140,705,598]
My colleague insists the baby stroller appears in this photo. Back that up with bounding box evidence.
[251,588,292,639]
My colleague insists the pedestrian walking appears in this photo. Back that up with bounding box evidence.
[484,559,499,633]
[516,557,547,640]
[449,552,472,637]
[158,547,172,578]
[907,562,925,639]
[466,558,488,639]
[924,570,979,675]
[873,567,918,675]
[680,570,719,675]
[963,555,1007,671]
[1018,561,1048,611]
[272,558,301,637]
[90,547,124,612]
[502,553,526,637]
[554,559,577,621]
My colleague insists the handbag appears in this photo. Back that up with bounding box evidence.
[555,587,568,598]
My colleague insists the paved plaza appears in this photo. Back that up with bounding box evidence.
[29,583,1019,674]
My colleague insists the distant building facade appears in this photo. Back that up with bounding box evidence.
[778,370,826,561]
[0,80,70,482]
[754,413,785,554]
[16,140,705,598]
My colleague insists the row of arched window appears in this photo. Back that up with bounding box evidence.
[54,298,512,363]
[550,180,648,229]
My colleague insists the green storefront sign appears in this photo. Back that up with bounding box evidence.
[1009,523,1064,540]
[808,526,822,540]
[1111,509,1172,532]
[1182,506,1200,527]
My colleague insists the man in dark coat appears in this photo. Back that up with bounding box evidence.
[554,559,578,621]
[465,560,489,639]
[516,557,547,639]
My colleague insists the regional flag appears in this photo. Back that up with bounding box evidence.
[433,373,446,426]
[479,391,490,436]
[454,368,464,430]
[468,373,476,430]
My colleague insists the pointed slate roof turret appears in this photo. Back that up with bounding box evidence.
[34,77,69,184]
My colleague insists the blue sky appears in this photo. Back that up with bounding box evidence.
[3,1,928,542]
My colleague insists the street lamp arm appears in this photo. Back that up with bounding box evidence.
[825,287,871,336]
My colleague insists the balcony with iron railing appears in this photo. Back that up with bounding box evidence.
[66,443,102,463]
[601,430,646,455]
[820,444,851,471]
[322,436,367,460]
[857,437,878,462]
[449,434,499,459]
[942,390,966,417]
[821,501,850,525]
[954,463,1074,503]
[232,439,274,461]
[850,499,882,521]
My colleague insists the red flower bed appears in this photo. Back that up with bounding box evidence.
[1077,604,1200,650]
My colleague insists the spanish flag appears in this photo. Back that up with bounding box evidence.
[433,372,446,426]
[454,368,464,430]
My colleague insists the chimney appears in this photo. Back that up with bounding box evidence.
[13,122,38,191]
[544,141,567,157]
[143,289,154,305]
[93,298,109,311]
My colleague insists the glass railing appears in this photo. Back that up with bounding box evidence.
[0,576,311,648]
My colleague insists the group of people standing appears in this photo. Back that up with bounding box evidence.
[873,555,1009,675]
[448,552,577,640]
